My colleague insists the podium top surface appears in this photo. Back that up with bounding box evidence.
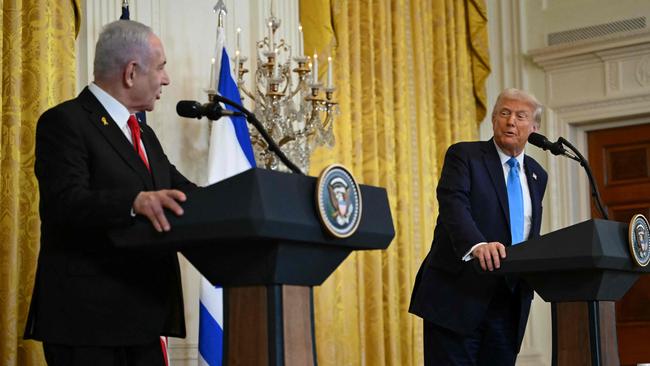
[496,219,650,274]
[109,168,395,251]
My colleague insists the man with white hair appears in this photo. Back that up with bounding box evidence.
[25,20,194,365]
[410,89,548,365]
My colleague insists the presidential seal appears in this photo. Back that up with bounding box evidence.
[629,214,650,267]
[316,164,362,238]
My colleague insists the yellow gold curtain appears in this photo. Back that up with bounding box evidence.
[0,1,80,365]
[300,0,489,365]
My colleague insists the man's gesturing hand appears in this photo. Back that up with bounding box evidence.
[133,190,187,232]
[472,242,507,271]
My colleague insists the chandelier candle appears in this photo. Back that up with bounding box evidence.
[298,24,304,57]
[313,53,318,84]
[327,57,333,88]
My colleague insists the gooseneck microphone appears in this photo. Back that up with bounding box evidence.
[527,132,608,220]
[527,132,568,157]
[175,98,303,175]
[176,100,243,120]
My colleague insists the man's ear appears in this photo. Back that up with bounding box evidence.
[124,61,137,88]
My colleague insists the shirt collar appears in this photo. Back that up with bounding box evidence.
[88,82,131,130]
[493,140,525,168]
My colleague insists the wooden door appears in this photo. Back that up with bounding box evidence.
[587,123,650,366]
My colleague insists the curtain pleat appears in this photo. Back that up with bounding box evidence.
[0,1,80,365]
[301,0,489,364]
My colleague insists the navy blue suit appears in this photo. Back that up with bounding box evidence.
[409,139,547,364]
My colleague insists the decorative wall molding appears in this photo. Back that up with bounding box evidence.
[607,60,621,92]
[530,16,650,232]
[552,93,650,116]
[636,55,650,86]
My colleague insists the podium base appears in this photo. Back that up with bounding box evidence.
[552,301,619,366]
[224,285,317,366]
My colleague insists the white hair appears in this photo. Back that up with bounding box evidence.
[492,88,543,127]
[93,20,153,80]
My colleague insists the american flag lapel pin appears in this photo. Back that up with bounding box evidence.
[101,116,108,126]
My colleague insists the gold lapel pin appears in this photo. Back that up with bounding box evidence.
[101,116,108,126]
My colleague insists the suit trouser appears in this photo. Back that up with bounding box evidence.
[423,282,521,366]
[43,339,164,366]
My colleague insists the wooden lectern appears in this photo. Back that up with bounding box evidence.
[109,168,395,366]
[484,219,650,366]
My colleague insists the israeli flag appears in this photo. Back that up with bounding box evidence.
[198,25,255,366]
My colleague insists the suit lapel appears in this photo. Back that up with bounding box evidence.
[482,140,510,227]
[78,88,154,189]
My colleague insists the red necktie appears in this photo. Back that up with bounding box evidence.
[127,115,150,172]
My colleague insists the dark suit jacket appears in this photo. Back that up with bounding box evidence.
[409,139,547,348]
[24,87,196,346]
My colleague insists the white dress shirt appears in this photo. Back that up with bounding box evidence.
[88,83,148,158]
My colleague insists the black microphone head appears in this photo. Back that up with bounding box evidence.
[176,100,203,119]
[527,132,549,149]
[528,132,566,155]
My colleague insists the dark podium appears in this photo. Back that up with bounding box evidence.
[109,168,395,366]
[491,219,650,366]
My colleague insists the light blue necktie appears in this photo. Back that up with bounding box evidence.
[507,157,524,245]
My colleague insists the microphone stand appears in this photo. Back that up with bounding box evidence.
[210,94,304,175]
[553,137,608,366]
[556,137,608,220]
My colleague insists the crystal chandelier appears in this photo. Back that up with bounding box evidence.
[231,7,338,173]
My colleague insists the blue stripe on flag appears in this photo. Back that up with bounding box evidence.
[200,27,256,366]
[120,5,130,20]
[217,48,256,168]
[199,302,224,365]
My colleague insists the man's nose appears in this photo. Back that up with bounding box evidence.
[162,70,170,86]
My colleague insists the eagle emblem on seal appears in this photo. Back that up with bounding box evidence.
[328,177,354,226]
